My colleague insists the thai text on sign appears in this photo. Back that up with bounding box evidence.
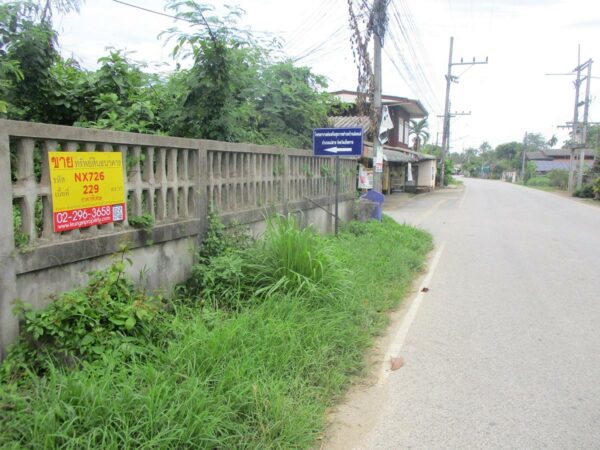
[48,152,126,232]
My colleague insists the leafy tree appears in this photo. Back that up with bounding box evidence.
[495,141,523,166]
[547,134,558,148]
[408,118,429,150]
[254,61,331,148]
[479,141,492,154]
[523,132,547,150]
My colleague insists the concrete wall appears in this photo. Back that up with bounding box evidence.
[417,159,437,189]
[0,120,357,359]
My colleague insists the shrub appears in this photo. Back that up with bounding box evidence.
[191,251,250,310]
[526,175,551,187]
[593,177,600,199]
[1,251,163,380]
[573,184,595,198]
[547,170,569,190]
[245,214,347,300]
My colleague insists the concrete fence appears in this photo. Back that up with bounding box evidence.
[0,119,356,358]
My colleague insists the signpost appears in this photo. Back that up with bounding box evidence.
[313,127,363,234]
[48,152,126,232]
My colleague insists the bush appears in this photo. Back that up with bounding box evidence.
[547,170,569,190]
[191,251,250,310]
[593,177,600,199]
[526,175,551,187]
[246,215,346,300]
[573,184,595,198]
[1,250,163,380]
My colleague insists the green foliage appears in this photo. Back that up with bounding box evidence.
[495,141,523,161]
[2,1,335,149]
[254,62,332,148]
[593,177,600,199]
[526,175,551,187]
[12,204,29,249]
[572,184,595,198]
[408,118,429,150]
[547,170,569,190]
[246,215,346,300]
[197,210,252,262]
[1,250,162,380]
[0,217,432,449]
[128,212,154,232]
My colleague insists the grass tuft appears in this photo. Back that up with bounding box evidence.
[0,215,432,449]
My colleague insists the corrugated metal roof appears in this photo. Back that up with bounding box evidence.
[533,160,593,172]
[383,149,412,163]
[363,142,434,162]
[329,115,372,133]
[526,151,551,161]
[330,90,428,118]
[543,149,596,158]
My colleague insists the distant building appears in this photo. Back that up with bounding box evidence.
[526,149,596,173]
[329,90,436,193]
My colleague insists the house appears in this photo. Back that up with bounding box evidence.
[329,90,436,193]
[526,149,596,173]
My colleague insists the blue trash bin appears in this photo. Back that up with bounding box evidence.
[361,190,384,221]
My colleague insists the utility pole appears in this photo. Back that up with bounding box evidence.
[372,0,389,192]
[578,60,593,188]
[569,47,582,192]
[437,109,470,162]
[521,131,528,181]
[553,46,593,192]
[439,37,488,187]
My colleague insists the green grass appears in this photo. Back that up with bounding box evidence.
[0,216,432,449]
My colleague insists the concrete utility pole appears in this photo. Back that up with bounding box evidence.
[372,0,388,192]
[439,37,487,187]
[553,46,594,192]
[521,131,528,181]
[578,60,593,188]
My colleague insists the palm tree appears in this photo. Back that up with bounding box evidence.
[409,118,430,151]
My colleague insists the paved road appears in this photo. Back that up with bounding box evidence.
[326,178,600,449]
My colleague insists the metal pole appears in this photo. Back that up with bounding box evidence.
[440,36,454,187]
[334,155,340,235]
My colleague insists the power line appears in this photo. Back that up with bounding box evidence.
[111,0,195,24]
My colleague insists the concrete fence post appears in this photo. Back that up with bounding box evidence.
[0,131,19,360]
[282,152,290,215]
[197,141,209,235]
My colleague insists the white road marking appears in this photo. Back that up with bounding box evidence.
[459,185,468,209]
[378,242,446,384]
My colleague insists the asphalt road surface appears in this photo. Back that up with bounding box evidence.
[325,178,600,450]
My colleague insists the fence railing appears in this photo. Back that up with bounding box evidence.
[0,119,357,358]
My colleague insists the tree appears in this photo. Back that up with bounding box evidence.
[547,134,558,148]
[479,141,492,154]
[408,118,430,151]
[253,62,331,148]
[495,141,523,165]
[523,132,547,150]
[0,0,84,122]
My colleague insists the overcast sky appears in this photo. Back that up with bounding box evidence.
[55,0,600,151]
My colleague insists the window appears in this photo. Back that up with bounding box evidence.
[398,119,405,144]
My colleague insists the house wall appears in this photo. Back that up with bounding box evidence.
[417,159,437,189]
[0,120,357,359]
[387,107,411,148]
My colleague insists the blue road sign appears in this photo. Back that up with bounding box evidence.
[313,127,363,157]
